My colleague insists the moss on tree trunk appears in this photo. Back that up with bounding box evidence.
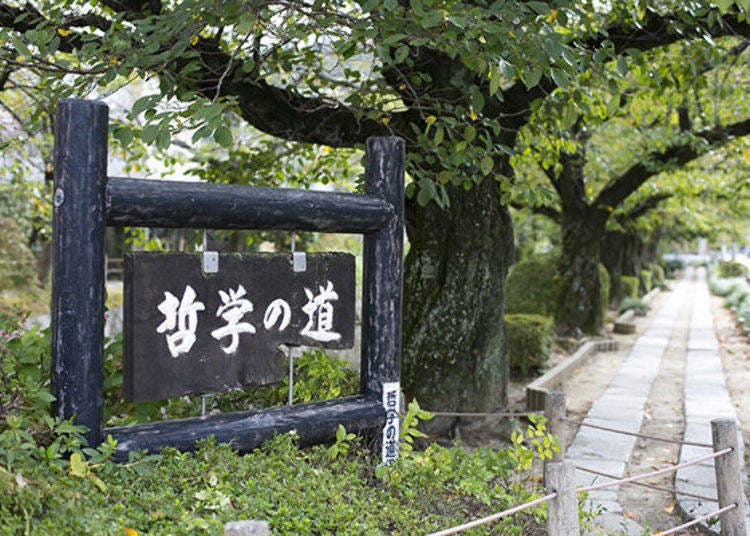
[402,179,513,428]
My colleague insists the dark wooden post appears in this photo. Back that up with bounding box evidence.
[361,137,404,396]
[51,99,108,447]
[361,137,404,461]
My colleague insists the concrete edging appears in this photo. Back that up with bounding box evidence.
[526,339,618,411]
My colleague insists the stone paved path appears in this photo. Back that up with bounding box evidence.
[567,268,750,534]
[568,272,687,523]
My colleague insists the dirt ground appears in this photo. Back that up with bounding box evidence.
[501,281,750,533]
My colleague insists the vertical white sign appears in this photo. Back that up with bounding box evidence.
[381,382,400,465]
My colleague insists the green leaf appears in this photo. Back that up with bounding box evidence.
[716,0,733,13]
[433,125,444,146]
[617,56,628,77]
[463,125,476,143]
[156,127,171,150]
[480,155,494,175]
[141,124,159,144]
[522,68,543,89]
[132,94,158,116]
[527,1,550,15]
[550,68,570,89]
[421,11,443,29]
[606,95,620,117]
[213,126,233,147]
[394,44,409,63]
[69,453,87,478]
[488,69,501,96]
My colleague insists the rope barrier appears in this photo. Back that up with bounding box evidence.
[575,465,718,502]
[562,417,713,448]
[655,503,736,536]
[579,448,732,493]
[424,492,557,536]
[426,411,543,418]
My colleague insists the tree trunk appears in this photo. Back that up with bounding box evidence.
[555,210,608,336]
[402,179,514,430]
[601,231,625,307]
[621,232,645,276]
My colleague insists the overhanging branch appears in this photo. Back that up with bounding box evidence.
[594,116,750,209]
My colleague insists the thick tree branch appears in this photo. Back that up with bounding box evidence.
[595,117,750,209]
[619,192,673,222]
[583,11,750,55]
[191,37,418,146]
[510,200,561,222]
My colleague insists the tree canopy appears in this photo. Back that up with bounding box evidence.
[3,0,750,414]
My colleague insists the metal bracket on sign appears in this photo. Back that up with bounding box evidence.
[291,231,306,273]
[201,230,219,274]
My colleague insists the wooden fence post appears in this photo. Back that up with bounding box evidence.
[711,418,747,536]
[545,460,579,536]
[51,99,108,448]
[545,390,566,462]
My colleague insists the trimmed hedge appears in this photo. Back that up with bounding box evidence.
[505,254,558,316]
[639,269,652,295]
[621,276,639,300]
[505,314,554,379]
[650,263,666,287]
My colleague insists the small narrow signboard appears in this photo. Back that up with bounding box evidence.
[123,252,355,402]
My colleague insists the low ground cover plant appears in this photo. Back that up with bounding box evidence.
[709,268,750,336]
[0,317,553,535]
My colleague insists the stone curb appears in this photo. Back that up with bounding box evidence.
[525,339,618,412]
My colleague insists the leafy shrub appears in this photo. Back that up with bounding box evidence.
[708,274,745,297]
[0,217,37,291]
[506,253,558,316]
[662,258,685,277]
[717,260,748,279]
[710,273,750,339]
[726,280,750,310]
[650,263,666,287]
[0,319,94,471]
[598,264,610,315]
[250,349,359,407]
[505,314,554,379]
[639,269,652,295]
[621,276,639,300]
[618,297,650,316]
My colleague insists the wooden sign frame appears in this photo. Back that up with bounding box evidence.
[50,99,404,462]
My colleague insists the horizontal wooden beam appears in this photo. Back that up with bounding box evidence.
[106,395,384,461]
[106,177,393,233]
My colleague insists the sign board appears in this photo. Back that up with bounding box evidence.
[123,252,355,402]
